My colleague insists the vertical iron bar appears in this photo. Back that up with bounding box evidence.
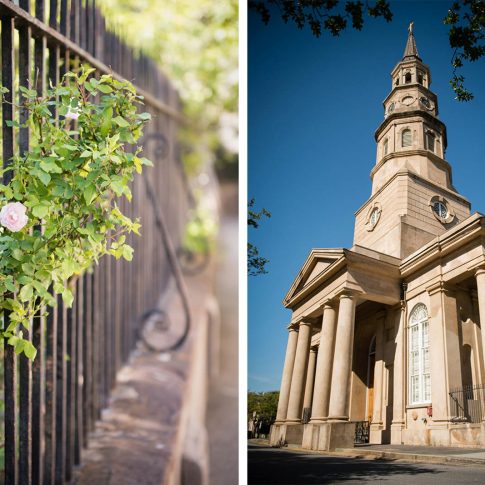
[43,301,57,484]
[32,0,46,475]
[75,276,83,463]
[65,289,76,480]
[54,297,67,484]
[2,15,17,485]
[18,1,33,481]
[82,272,92,440]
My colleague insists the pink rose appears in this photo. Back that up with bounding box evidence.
[0,202,28,232]
[65,108,79,120]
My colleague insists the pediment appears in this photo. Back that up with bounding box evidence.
[284,249,344,305]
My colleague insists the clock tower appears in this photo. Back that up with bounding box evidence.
[353,24,471,259]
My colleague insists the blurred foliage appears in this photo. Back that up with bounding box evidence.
[183,207,217,254]
[248,198,271,276]
[248,390,279,422]
[250,0,484,102]
[98,0,238,176]
[444,0,485,101]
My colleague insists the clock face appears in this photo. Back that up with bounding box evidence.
[402,96,414,106]
[370,208,380,226]
[420,96,432,109]
[387,102,395,115]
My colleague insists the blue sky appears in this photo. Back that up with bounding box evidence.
[248,1,485,392]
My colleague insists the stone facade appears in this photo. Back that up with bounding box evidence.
[270,26,485,451]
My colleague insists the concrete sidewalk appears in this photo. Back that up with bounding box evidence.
[250,439,485,467]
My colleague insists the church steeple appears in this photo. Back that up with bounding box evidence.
[402,22,421,60]
[352,25,471,259]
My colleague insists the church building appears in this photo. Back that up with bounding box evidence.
[270,26,485,450]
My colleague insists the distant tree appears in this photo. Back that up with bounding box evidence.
[249,0,485,101]
[248,198,271,276]
[248,391,280,423]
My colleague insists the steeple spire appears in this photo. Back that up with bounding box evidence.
[403,21,420,60]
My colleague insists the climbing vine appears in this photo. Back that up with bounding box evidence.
[0,66,152,359]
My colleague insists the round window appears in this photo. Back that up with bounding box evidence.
[433,201,448,219]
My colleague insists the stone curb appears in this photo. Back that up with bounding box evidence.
[249,441,485,468]
[334,448,485,467]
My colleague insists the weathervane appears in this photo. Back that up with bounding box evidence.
[408,21,414,34]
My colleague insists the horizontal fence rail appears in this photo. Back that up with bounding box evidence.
[449,384,485,424]
[0,0,190,483]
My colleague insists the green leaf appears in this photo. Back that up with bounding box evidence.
[23,341,37,360]
[113,116,130,128]
[35,169,51,186]
[97,84,113,94]
[21,263,35,275]
[40,159,62,173]
[62,287,74,307]
[12,249,24,261]
[122,244,134,261]
[32,205,49,219]
[19,284,33,302]
[83,185,97,204]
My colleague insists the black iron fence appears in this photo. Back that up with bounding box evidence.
[353,421,370,444]
[449,384,485,424]
[0,0,190,483]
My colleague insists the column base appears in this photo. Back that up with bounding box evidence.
[369,422,384,444]
[390,422,404,445]
[301,422,356,451]
[269,423,286,446]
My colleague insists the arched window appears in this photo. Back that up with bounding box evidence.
[402,129,412,148]
[417,72,423,85]
[426,131,435,152]
[409,304,431,404]
[405,72,412,83]
[383,138,388,156]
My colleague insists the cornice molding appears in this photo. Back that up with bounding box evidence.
[370,149,453,182]
[354,169,470,218]
[375,108,447,142]
[400,213,485,277]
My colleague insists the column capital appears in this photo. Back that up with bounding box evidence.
[475,266,485,278]
[299,320,313,329]
[287,322,299,331]
[336,289,356,301]
[426,280,457,297]
[319,299,336,311]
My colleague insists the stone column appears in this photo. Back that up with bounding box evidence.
[428,282,462,426]
[475,268,485,374]
[310,303,337,423]
[391,304,406,444]
[328,292,356,421]
[302,348,317,415]
[275,326,299,423]
[286,321,312,423]
[371,318,385,425]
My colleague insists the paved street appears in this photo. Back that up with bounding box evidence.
[248,444,485,484]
